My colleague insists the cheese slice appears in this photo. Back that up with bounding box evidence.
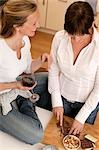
[85,134,98,143]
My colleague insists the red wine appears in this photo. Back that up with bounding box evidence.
[22,76,35,87]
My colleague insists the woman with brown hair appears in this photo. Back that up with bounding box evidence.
[48,1,99,135]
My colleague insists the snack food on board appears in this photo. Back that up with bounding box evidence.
[57,119,71,136]
[63,135,81,150]
[81,138,94,149]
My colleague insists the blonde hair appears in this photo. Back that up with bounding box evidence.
[0,0,37,38]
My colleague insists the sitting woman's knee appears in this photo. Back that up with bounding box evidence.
[24,127,43,145]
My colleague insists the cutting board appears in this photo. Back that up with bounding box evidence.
[42,114,99,150]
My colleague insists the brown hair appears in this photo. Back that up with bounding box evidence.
[0,0,37,38]
[64,1,94,35]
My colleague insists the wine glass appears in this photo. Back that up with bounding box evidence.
[21,73,40,103]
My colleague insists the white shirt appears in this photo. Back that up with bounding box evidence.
[0,36,33,115]
[48,28,99,124]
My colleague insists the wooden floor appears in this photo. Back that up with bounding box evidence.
[30,31,54,59]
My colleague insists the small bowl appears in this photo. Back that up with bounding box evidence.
[63,135,81,150]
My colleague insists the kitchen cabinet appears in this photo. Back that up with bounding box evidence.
[37,0,48,28]
[46,0,68,31]
[46,0,82,31]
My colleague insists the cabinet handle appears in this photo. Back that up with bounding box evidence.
[43,0,45,5]
[58,0,67,3]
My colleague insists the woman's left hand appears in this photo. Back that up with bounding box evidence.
[41,53,52,68]
[31,53,52,72]
[69,119,84,135]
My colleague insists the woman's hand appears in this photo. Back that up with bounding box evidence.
[31,53,52,72]
[41,53,52,69]
[16,81,37,90]
[69,119,84,135]
[53,107,64,126]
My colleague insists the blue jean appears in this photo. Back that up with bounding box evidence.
[34,72,52,111]
[62,96,99,124]
[0,72,50,145]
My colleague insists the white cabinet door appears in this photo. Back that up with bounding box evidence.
[37,0,48,27]
[46,0,79,31]
[96,0,99,12]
